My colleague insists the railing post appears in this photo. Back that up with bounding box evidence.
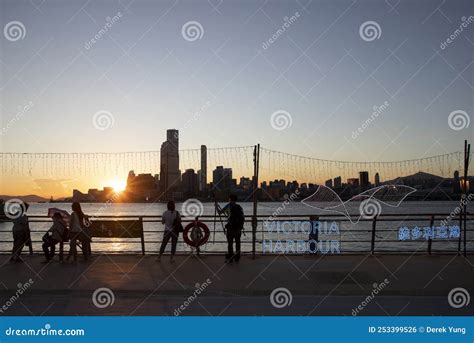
[251,144,260,259]
[370,216,377,254]
[457,210,462,255]
[139,217,145,256]
[428,215,434,255]
[309,216,319,255]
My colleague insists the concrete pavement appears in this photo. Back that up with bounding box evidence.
[0,254,473,315]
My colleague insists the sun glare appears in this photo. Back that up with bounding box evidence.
[109,178,126,193]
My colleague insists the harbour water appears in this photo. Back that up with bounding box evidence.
[0,201,472,254]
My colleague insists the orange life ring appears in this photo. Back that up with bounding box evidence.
[183,221,210,247]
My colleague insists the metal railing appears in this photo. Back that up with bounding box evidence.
[0,213,472,255]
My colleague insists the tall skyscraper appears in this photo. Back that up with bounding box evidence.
[160,129,180,199]
[333,176,342,188]
[374,172,380,187]
[200,145,207,192]
[213,166,233,190]
[182,169,198,197]
[359,171,369,188]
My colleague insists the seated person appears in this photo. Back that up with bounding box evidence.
[42,213,67,263]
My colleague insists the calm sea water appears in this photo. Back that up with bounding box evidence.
[0,201,472,254]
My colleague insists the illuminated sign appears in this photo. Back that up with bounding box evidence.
[398,225,460,241]
[262,220,341,254]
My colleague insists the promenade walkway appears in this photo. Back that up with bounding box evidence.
[0,254,472,316]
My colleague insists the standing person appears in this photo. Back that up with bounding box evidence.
[9,202,30,263]
[158,200,181,262]
[219,194,245,263]
[67,202,90,261]
[41,213,67,263]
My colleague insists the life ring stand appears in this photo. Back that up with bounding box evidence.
[183,219,210,247]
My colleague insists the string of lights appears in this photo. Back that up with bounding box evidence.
[0,147,467,184]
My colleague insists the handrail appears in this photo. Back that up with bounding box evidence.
[0,213,472,255]
[2,212,470,218]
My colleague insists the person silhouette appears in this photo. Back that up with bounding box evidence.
[9,202,30,263]
[41,212,67,263]
[218,194,245,263]
[67,202,91,261]
[158,200,181,262]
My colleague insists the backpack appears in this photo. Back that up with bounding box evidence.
[172,211,184,233]
[228,204,245,230]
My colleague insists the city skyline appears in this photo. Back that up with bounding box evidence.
[0,136,470,198]
[28,161,472,201]
[1,0,473,197]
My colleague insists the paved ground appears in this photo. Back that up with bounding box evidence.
[0,254,473,316]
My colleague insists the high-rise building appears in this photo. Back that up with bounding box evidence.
[347,178,359,186]
[200,145,207,192]
[359,171,369,188]
[240,177,251,190]
[325,179,333,188]
[213,166,233,190]
[126,170,158,201]
[333,176,342,188]
[182,169,199,197]
[160,129,180,199]
[374,172,380,187]
[127,170,136,190]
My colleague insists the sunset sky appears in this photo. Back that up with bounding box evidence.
[1,0,473,197]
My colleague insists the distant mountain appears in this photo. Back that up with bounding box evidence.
[0,194,48,202]
[385,171,446,184]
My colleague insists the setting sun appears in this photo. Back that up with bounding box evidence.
[109,178,126,193]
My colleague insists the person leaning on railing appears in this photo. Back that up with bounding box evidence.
[9,202,30,263]
[66,202,91,262]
